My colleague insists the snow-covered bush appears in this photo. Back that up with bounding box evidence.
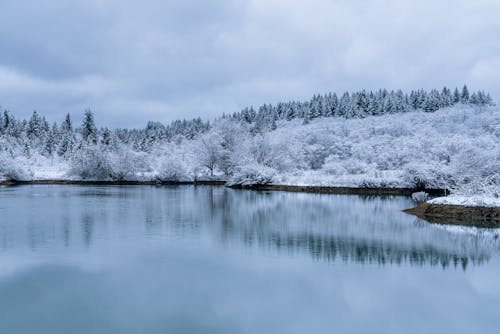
[157,158,191,182]
[322,156,348,175]
[0,152,31,180]
[68,145,113,180]
[402,162,453,189]
[108,150,149,180]
[411,191,429,203]
[227,163,276,186]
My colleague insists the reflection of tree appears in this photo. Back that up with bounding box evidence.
[2,185,496,271]
[204,189,497,270]
[241,231,487,270]
[81,214,94,247]
[62,216,71,248]
[418,216,500,229]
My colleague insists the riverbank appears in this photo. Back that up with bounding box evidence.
[3,179,499,227]
[0,179,447,196]
[0,179,226,186]
[229,183,448,196]
[404,202,500,228]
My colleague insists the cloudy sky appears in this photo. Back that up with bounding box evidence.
[0,0,499,127]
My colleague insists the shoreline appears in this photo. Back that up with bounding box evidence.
[0,179,447,196]
[228,184,447,196]
[0,179,227,186]
[404,202,500,228]
[2,179,499,226]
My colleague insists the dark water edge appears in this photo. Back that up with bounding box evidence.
[0,179,447,196]
[4,180,498,227]
[232,184,447,196]
[404,202,500,228]
[0,179,227,186]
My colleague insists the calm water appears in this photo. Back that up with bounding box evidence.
[0,185,499,333]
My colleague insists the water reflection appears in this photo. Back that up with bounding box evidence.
[0,185,498,269]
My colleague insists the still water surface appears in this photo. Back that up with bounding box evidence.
[0,185,499,333]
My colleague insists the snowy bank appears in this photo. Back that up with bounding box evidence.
[428,195,500,208]
[404,197,500,228]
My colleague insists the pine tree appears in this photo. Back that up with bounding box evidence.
[286,105,296,121]
[469,92,478,105]
[329,93,339,117]
[43,130,56,156]
[3,111,9,130]
[101,128,111,147]
[453,88,460,103]
[0,110,4,135]
[57,113,75,157]
[355,90,370,116]
[424,90,441,112]
[385,95,396,114]
[461,85,470,104]
[339,92,351,117]
[27,111,44,142]
[61,113,73,133]
[81,109,98,144]
[440,87,452,107]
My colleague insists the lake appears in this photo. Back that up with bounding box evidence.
[0,185,499,333]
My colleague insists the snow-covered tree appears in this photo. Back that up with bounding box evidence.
[81,109,98,144]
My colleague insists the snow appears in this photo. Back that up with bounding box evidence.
[1,103,499,204]
[429,195,500,208]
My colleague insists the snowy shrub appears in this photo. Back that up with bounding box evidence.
[304,143,329,170]
[0,153,31,180]
[322,156,348,175]
[402,163,453,189]
[342,159,373,175]
[411,191,429,203]
[108,150,149,180]
[157,159,191,182]
[69,145,113,180]
[227,163,276,186]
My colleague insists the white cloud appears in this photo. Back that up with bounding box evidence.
[0,0,499,126]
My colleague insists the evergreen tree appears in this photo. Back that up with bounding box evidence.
[286,104,296,121]
[424,90,441,112]
[339,92,351,117]
[355,90,370,116]
[0,110,4,135]
[81,109,98,144]
[3,111,10,130]
[101,128,112,147]
[461,85,470,104]
[43,130,56,156]
[27,111,44,142]
[469,92,478,105]
[61,113,73,133]
[385,95,396,114]
[307,99,321,119]
[440,87,453,107]
[329,93,339,117]
[453,87,461,103]
[57,113,75,157]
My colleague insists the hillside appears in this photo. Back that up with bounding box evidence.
[0,88,498,199]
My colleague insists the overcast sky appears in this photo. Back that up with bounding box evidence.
[0,0,499,127]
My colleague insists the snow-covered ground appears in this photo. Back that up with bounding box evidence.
[429,195,500,208]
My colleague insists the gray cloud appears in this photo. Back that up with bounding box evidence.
[0,0,499,127]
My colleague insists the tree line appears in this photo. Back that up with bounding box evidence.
[0,85,493,161]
